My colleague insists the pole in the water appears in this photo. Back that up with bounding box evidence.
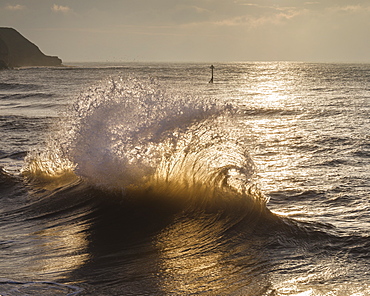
[209,64,214,83]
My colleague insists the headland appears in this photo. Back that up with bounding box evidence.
[0,27,62,69]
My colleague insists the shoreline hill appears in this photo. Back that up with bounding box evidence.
[0,27,62,69]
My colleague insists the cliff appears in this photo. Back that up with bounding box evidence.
[0,27,62,68]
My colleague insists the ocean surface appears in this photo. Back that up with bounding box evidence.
[0,62,369,295]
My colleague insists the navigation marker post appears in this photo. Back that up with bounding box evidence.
[209,65,214,83]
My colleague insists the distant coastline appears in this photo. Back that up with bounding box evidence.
[0,27,62,69]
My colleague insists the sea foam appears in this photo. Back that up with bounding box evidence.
[23,76,265,208]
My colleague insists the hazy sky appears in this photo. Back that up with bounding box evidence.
[1,0,370,62]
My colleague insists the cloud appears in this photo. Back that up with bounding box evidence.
[5,4,26,11]
[209,7,306,28]
[325,4,370,17]
[51,4,72,14]
[334,5,366,12]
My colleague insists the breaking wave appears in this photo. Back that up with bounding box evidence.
[22,76,268,212]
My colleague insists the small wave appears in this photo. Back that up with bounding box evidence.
[0,151,27,160]
[239,107,301,117]
[0,167,18,185]
[0,92,53,101]
[0,279,83,296]
[0,82,41,91]
[0,116,52,133]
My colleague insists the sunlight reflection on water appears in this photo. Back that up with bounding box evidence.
[31,222,90,278]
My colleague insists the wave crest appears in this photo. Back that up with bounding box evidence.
[22,76,267,208]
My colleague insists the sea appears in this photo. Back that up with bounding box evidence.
[0,62,369,296]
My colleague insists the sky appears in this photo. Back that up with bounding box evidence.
[1,0,370,63]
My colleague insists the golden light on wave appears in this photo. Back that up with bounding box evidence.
[155,217,233,294]
[21,149,77,189]
[153,211,271,295]
[257,80,290,104]
[269,267,368,296]
[250,116,307,194]
[239,64,304,124]
[29,222,90,279]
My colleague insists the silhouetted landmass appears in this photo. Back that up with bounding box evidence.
[0,27,62,68]
[0,59,8,70]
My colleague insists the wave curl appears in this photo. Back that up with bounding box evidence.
[22,76,268,210]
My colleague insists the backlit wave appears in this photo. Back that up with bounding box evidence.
[22,76,268,209]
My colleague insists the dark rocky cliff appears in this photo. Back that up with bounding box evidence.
[0,27,62,68]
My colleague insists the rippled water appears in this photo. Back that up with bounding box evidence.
[0,62,369,295]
